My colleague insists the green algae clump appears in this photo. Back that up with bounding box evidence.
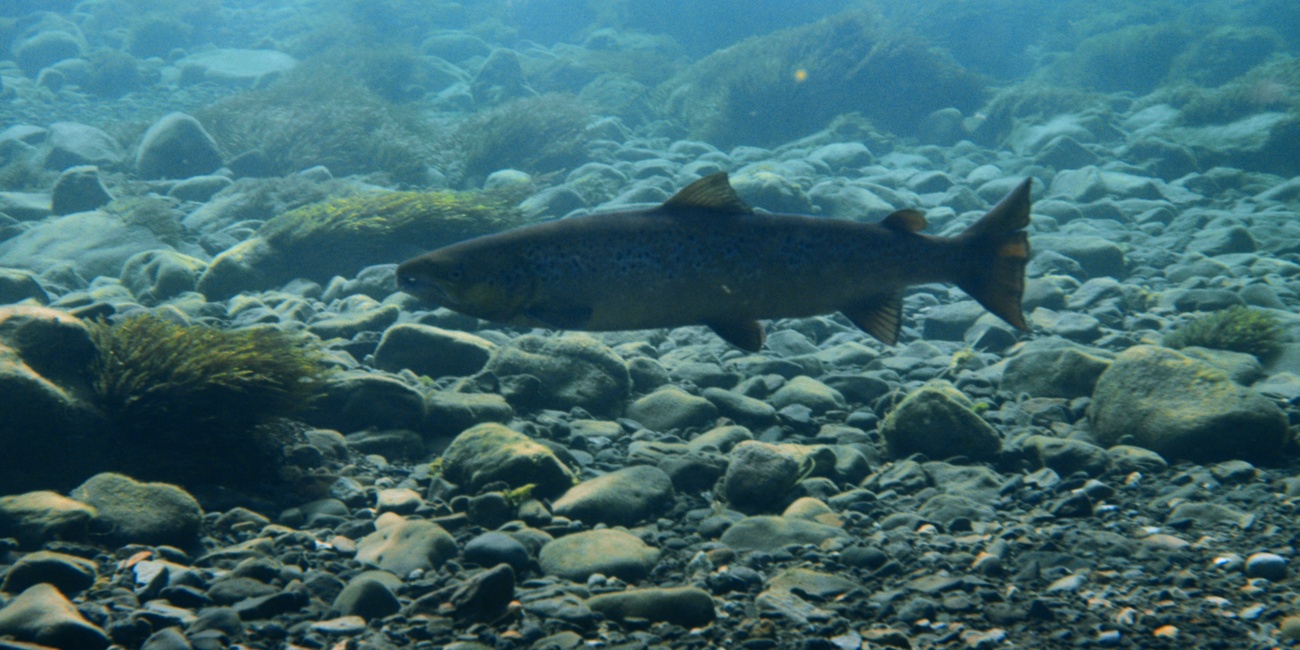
[198,187,532,299]
[1163,306,1286,361]
[89,314,327,484]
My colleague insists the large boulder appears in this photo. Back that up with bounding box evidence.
[0,306,106,494]
[478,334,630,416]
[135,112,223,180]
[1089,345,1287,463]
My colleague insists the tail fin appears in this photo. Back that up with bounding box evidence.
[954,178,1033,332]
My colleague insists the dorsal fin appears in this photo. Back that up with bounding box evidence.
[662,172,753,215]
[882,209,927,232]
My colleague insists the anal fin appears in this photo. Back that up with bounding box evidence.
[707,320,766,352]
[841,294,903,345]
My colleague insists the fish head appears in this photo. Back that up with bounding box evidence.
[396,246,532,322]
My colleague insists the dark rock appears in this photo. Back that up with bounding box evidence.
[332,571,401,620]
[587,586,715,628]
[449,564,516,623]
[880,383,1001,461]
[0,550,97,596]
[464,532,531,574]
[50,166,112,216]
[374,323,496,378]
[71,473,201,547]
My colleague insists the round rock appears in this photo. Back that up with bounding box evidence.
[587,586,716,628]
[719,515,849,554]
[70,473,202,547]
[355,513,458,577]
[538,529,660,582]
[51,165,112,216]
[552,465,675,527]
[0,583,109,650]
[135,112,223,180]
[626,386,719,432]
[719,441,802,514]
[879,383,1002,461]
[374,323,496,378]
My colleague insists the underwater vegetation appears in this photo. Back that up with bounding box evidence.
[457,93,598,183]
[102,195,186,247]
[660,12,987,148]
[88,314,327,485]
[195,66,446,185]
[198,186,534,298]
[1163,306,1287,361]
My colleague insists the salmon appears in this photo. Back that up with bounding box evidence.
[397,172,1032,351]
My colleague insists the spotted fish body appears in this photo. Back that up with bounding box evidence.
[397,172,1032,351]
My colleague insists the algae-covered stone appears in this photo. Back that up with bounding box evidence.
[552,465,675,527]
[1089,345,1287,463]
[70,473,202,547]
[720,441,832,515]
[1001,339,1112,398]
[355,512,457,576]
[719,515,848,553]
[198,189,532,299]
[441,423,575,498]
[626,385,718,432]
[481,334,630,416]
[879,383,1001,461]
[587,587,715,628]
[0,550,98,596]
[538,529,660,582]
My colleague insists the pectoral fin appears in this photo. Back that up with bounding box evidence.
[707,319,766,352]
[841,294,903,345]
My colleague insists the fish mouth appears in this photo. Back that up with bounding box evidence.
[396,272,449,304]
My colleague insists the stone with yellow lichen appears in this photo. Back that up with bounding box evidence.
[1089,345,1286,463]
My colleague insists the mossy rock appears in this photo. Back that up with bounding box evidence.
[1090,345,1287,463]
[198,189,532,299]
[1163,306,1286,361]
[441,423,576,498]
[660,12,986,147]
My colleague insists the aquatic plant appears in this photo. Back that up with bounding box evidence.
[88,314,328,484]
[660,12,986,148]
[1162,306,1287,361]
[102,195,185,246]
[457,93,597,183]
[259,187,532,260]
[195,65,446,185]
[1063,22,1190,94]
